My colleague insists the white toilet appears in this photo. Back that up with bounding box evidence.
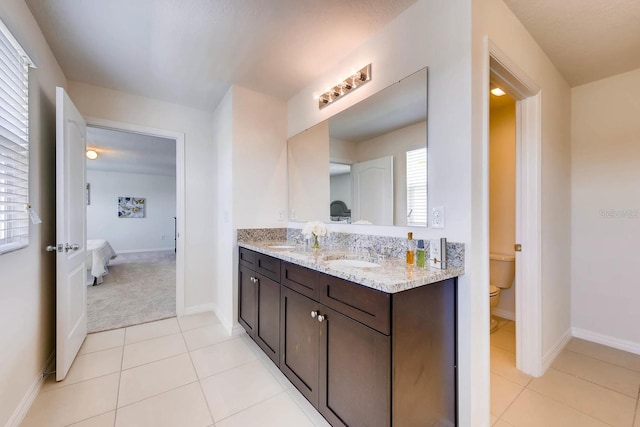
[489,253,516,332]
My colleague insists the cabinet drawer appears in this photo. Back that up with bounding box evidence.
[239,247,256,269]
[281,262,320,300]
[256,253,281,282]
[320,276,390,335]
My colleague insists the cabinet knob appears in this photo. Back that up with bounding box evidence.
[317,314,326,322]
[310,310,318,318]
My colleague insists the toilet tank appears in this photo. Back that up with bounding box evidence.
[489,253,516,289]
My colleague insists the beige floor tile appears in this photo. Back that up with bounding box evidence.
[79,328,125,355]
[121,332,187,369]
[118,353,197,407]
[182,322,233,351]
[21,373,119,427]
[190,337,258,379]
[529,368,636,426]
[240,333,269,359]
[41,347,122,391]
[286,388,331,427]
[216,392,314,427]
[502,321,516,333]
[493,420,514,427]
[567,338,640,373]
[200,359,284,421]
[260,356,295,390]
[502,389,610,427]
[552,349,640,397]
[491,327,516,353]
[490,346,533,387]
[493,317,511,331]
[115,382,212,427]
[124,317,180,344]
[178,311,219,331]
[490,413,498,425]
[490,373,524,417]
[634,398,640,427]
[67,411,115,426]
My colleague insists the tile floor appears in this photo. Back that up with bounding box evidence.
[20,314,640,426]
[490,318,640,426]
[21,313,330,427]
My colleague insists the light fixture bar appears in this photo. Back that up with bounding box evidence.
[317,64,372,110]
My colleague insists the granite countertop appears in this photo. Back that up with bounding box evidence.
[238,240,464,294]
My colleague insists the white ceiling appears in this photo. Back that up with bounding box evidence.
[86,127,176,176]
[503,0,640,86]
[25,0,417,111]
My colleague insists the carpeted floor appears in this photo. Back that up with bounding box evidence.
[87,251,176,333]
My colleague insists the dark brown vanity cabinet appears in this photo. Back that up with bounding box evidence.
[238,248,281,365]
[239,248,457,426]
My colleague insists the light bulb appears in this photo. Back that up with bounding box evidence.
[86,150,98,160]
[491,87,506,96]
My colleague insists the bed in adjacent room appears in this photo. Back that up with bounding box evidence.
[86,239,117,285]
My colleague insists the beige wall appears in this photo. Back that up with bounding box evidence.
[489,102,516,317]
[0,1,67,425]
[67,81,216,310]
[214,85,288,333]
[571,68,640,351]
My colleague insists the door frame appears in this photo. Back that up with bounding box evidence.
[486,40,544,376]
[84,116,186,315]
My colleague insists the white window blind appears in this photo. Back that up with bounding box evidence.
[0,20,33,255]
[406,147,427,227]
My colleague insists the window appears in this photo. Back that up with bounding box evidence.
[406,147,427,227]
[0,20,34,255]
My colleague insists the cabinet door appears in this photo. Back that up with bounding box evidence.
[255,274,280,365]
[280,287,320,406]
[319,306,391,427]
[238,265,257,336]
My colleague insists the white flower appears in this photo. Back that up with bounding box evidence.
[302,221,329,239]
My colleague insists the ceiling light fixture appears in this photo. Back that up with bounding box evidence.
[316,64,372,110]
[86,150,98,160]
[491,87,506,97]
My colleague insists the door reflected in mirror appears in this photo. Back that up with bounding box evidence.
[288,67,428,227]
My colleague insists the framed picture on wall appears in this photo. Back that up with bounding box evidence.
[118,196,146,218]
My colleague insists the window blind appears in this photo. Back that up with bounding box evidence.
[0,20,32,255]
[406,147,427,227]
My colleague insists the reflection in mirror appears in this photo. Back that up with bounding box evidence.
[288,67,428,227]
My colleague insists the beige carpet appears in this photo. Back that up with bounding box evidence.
[87,252,176,332]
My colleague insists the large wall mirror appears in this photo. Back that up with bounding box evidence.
[288,67,428,227]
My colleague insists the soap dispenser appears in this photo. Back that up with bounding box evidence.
[406,232,415,265]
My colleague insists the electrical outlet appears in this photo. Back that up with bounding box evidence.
[278,210,285,221]
[431,206,445,229]
[291,209,296,220]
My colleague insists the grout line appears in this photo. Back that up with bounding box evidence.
[114,380,200,411]
[633,386,640,427]
[62,409,115,427]
[564,346,640,375]
[212,390,288,424]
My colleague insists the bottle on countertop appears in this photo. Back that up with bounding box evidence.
[406,232,415,265]
[416,239,426,268]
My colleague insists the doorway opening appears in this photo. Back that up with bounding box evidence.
[84,120,185,332]
[488,43,543,378]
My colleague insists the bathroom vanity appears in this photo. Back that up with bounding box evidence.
[237,242,462,427]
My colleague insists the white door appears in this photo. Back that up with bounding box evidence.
[55,87,87,381]
[351,156,393,225]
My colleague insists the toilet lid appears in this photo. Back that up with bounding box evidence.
[489,285,500,296]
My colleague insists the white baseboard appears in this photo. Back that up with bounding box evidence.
[491,308,515,321]
[5,351,55,427]
[181,303,216,317]
[116,248,174,254]
[572,327,640,356]
[542,328,572,373]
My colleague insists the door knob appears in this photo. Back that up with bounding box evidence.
[317,314,326,322]
[45,244,60,252]
[65,243,79,252]
[310,310,318,318]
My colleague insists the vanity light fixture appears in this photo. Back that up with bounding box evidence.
[490,87,506,96]
[315,64,372,109]
[86,149,98,160]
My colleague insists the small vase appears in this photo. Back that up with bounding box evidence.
[311,234,321,250]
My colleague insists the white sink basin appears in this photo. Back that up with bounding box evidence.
[327,259,381,268]
[268,245,297,249]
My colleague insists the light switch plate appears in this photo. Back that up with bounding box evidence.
[431,206,445,229]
